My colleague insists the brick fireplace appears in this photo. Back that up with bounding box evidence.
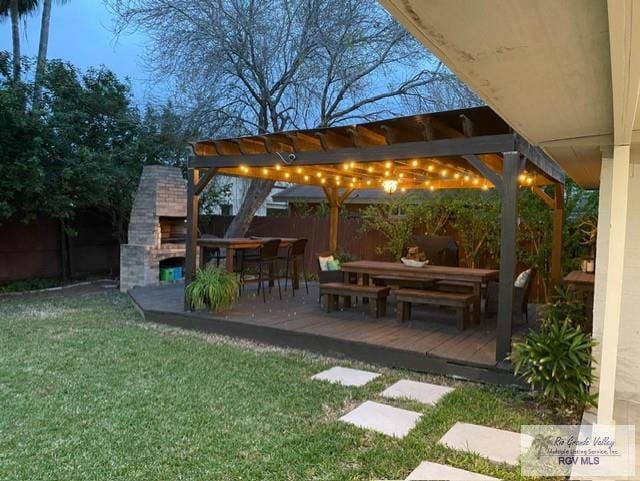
[120,165,188,292]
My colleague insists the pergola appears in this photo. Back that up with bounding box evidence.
[186,106,565,361]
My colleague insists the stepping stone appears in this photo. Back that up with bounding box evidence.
[311,366,380,387]
[339,400,422,438]
[439,422,532,466]
[406,461,500,480]
[381,379,454,406]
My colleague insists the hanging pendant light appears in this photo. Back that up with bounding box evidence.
[382,179,398,194]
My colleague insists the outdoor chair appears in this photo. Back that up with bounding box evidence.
[485,267,537,323]
[316,251,358,303]
[241,239,283,302]
[282,238,309,296]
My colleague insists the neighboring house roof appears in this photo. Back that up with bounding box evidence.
[272,185,436,204]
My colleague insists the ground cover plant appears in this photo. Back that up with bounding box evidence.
[1,289,564,480]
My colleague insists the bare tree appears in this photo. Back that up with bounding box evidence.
[110,0,474,236]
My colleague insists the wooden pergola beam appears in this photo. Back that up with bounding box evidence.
[194,168,218,196]
[462,154,503,192]
[190,134,516,169]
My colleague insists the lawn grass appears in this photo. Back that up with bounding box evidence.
[0,290,561,480]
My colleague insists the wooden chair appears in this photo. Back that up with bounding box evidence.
[282,238,309,295]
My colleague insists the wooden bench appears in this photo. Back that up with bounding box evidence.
[434,279,474,293]
[395,288,474,330]
[320,282,390,318]
[372,276,435,290]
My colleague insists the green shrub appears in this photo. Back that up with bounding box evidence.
[540,285,590,332]
[185,266,238,311]
[511,318,597,413]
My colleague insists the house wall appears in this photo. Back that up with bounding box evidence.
[593,146,640,404]
[210,176,288,216]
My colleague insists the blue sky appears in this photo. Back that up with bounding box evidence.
[0,1,155,104]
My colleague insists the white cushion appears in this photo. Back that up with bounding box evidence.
[318,255,334,271]
[514,268,531,288]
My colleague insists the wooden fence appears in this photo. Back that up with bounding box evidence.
[0,211,120,284]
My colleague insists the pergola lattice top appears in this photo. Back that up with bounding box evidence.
[189,106,564,192]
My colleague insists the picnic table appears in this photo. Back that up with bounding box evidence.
[340,260,499,323]
[197,236,298,287]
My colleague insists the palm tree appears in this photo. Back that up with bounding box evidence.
[32,0,68,110]
[0,0,38,81]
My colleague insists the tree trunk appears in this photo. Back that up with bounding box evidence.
[224,179,275,237]
[10,0,20,82]
[33,0,53,111]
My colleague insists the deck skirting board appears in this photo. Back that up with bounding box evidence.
[138,306,521,386]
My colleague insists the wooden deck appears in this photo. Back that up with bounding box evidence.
[129,282,531,385]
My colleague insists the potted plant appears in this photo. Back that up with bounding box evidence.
[185,266,238,312]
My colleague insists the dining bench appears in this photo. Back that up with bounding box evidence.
[319,282,390,318]
[395,288,474,330]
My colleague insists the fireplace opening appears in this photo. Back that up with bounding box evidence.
[160,217,187,244]
[159,257,185,283]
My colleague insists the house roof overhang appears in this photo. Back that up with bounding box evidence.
[379,0,617,188]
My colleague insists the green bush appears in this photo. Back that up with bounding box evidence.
[511,318,597,413]
[540,285,590,332]
[185,266,238,311]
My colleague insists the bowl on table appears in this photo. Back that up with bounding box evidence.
[400,257,428,268]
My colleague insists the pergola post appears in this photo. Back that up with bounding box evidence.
[323,187,353,253]
[328,188,339,253]
[184,167,200,311]
[496,151,524,361]
[550,183,564,290]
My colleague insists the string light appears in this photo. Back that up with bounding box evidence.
[385,161,392,169]
[367,166,373,173]
[336,179,341,186]
[303,175,309,181]
[441,169,448,177]
[284,172,290,179]
[343,164,350,170]
[424,180,430,186]
[464,175,470,182]
[454,172,461,180]
[411,160,419,167]
[275,164,281,171]
[262,168,269,175]
[429,185,435,191]
[428,165,434,172]
[398,173,404,178]
[296,167,303,174]
[320,178,326,184]
[384,170,390,177]
[349,161,355,168]
[316,172,322,178]
[335,175,341,181]
[366,180,372,186]
[473,178,480,185]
